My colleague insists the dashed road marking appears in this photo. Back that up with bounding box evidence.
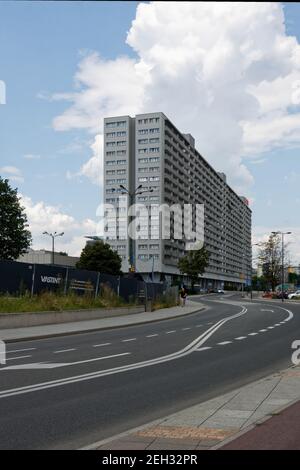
[235,336,247,340]
[7,348,36,354]
[166,330,176,334]
[6,355,32,361]
[182,327,191,331]
[53,349,76,354]
[146,334,159,338]
[122,338,136,343]
[259,329,267,332]
[93,343,111,348]
[217,341,232,345]
[197,347,212,352]
[248,333,258,336]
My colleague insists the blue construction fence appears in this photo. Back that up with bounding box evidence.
[0,259,165,302]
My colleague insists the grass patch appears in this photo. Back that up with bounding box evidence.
[0,285,130,314]
[152,291,179,311]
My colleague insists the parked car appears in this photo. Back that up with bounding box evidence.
[288,290,300,300]
[217,289,225,294]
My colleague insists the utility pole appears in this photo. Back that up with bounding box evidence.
[272,231,292,302]
[119,184,153,274]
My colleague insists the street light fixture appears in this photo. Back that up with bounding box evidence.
[271,231,292,302]
[42,231,64,265]
[118,184,154,273]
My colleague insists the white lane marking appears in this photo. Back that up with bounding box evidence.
[197,347,212,351]
[248,333,258,336]
[235,336,247,340]
[6,355,32,362]
[217,341,232,345]
[2,353,131,370]
[268,326,274,329]
[122,338,136,343]
[182,327,191,331]
[196,324,203,328]
[207,322,213,325]
[259,329,267,332]
[261,309,274,312]
[0,306,248,396]
[53,349,76,354]
[166,330,176,334]
[7,348,36,354]
[93,343,111,348]
[146,334,158,338]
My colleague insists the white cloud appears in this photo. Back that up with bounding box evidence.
[0,166,24,183]
[23,154,41,160]
[50,2,300,195]
[20,195,100,256]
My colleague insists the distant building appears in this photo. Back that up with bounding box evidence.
[17,249,79,267]
[103,111,252,288]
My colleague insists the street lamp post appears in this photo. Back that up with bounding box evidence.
[42,231,64,265]
[272,231,292,302]
[119,184,153,274]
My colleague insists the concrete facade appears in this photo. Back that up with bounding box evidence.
[103,112,252,288]
[17,249,79,267]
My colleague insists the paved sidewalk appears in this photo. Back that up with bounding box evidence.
[85,364,300,450]
[0,300,205,342]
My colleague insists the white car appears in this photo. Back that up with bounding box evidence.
[288,290,300,299]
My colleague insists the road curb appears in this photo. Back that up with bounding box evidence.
[2,306,206,343]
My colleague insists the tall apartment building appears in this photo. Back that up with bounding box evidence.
[103,112,252,289]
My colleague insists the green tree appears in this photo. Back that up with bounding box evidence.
[258,233,288,291]
[178,246,210,291]
[0,177,31,260]
[76,240,122,275]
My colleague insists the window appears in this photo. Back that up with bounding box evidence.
[106,151,115,156]
[149,157,159,163]
[137,196,148,201]
[106,188,115,193]
[138,168,148,173]
[116,131,126,137]
[117,160,126,165]
[116,121,126,127]
[138,254,148,260]
[117,245,126,250]
[106,160,116,165]
[106,141,115,147]
[106,198,115,203]
[138,158,148,164]
[149,176,160,182]
[117,169,126,175]
[150,244,159,249]
[138,177,148,182]
[106,170,115,175]
[138,139,148,144]
[149,167,159,172]
[149,138,159,143]
[116,140,126,146]
[150,254,159,259]
[138,148,148,154]
[117,150,126,156]
[149,128,159,134]
[106,122,116,128]
[149,147,159,153]
[117,179,126,184]
[138,244,148,250]
[149,196,159,201]
[138,129,148,135]
[106,132,115,138]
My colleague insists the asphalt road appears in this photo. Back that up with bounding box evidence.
[0,293,299,449]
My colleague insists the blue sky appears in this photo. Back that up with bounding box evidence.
[0,2,300,262]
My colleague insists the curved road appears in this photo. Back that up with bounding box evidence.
[0,293,299,449]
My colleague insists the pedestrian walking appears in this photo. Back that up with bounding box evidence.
[179,286,187,307]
